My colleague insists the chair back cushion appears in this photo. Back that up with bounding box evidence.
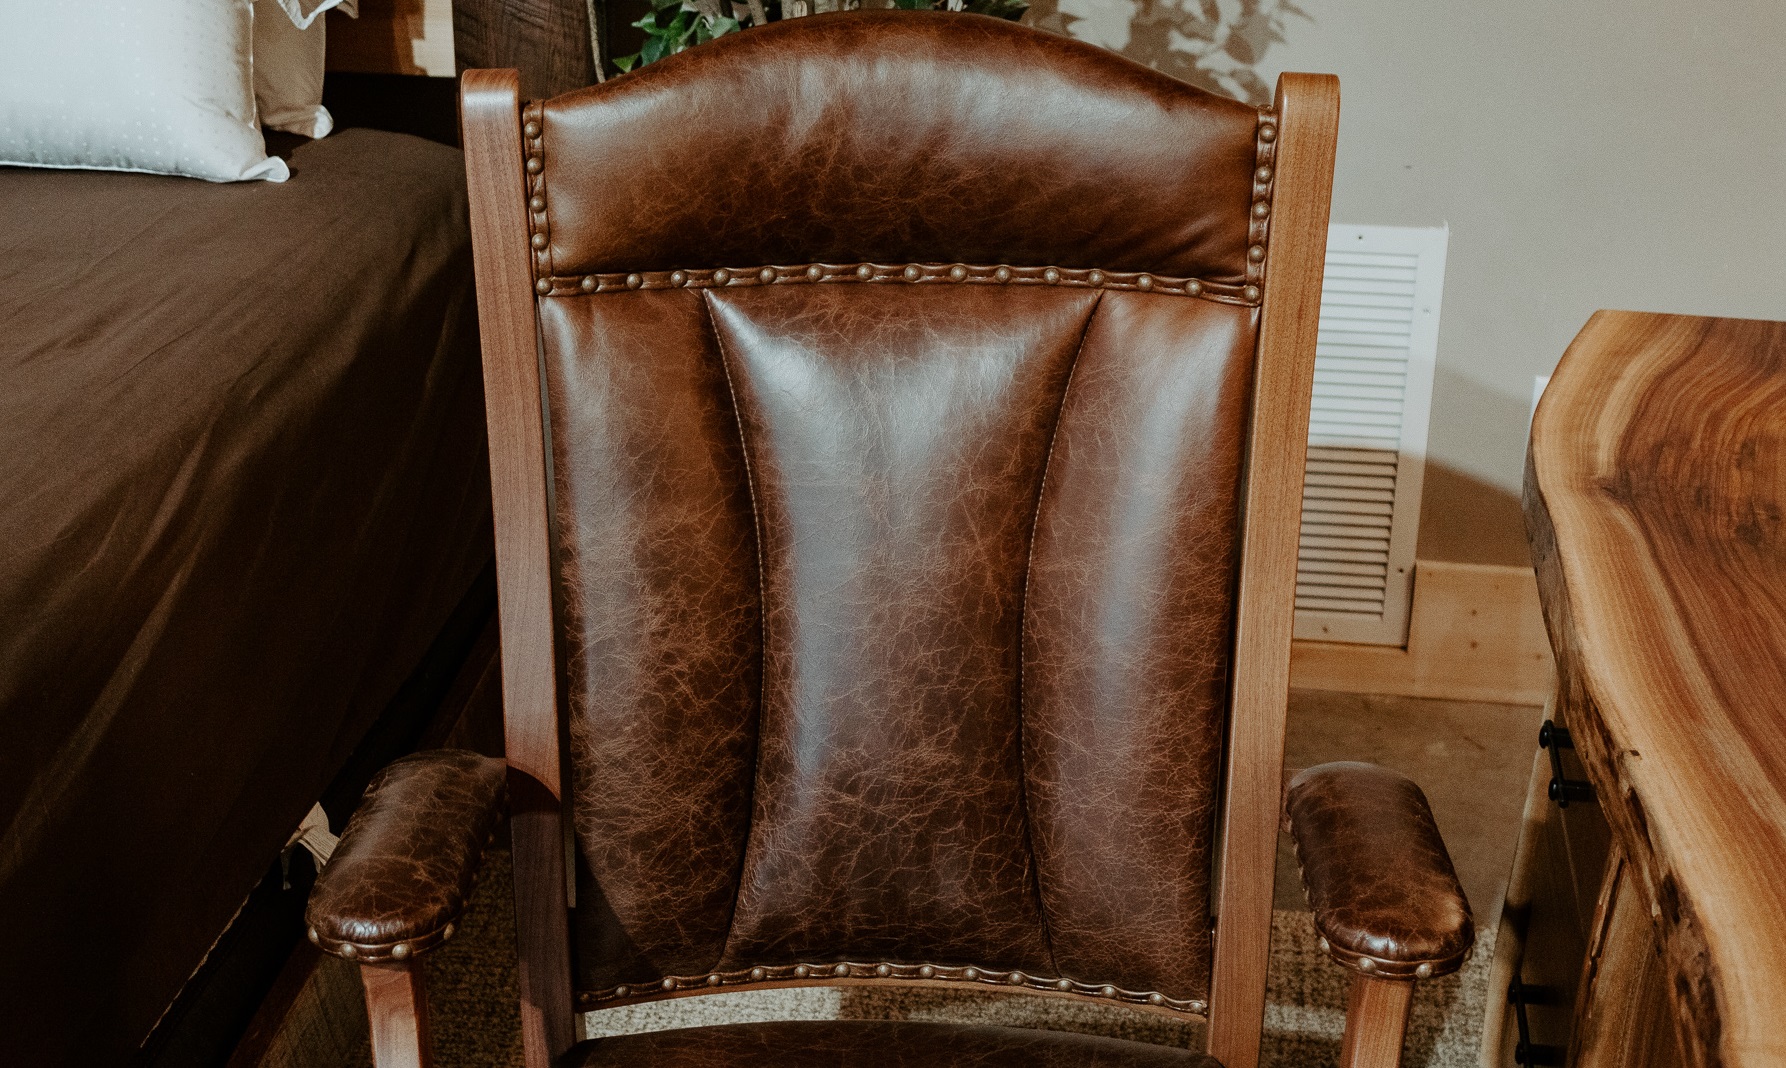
[527,11,1274,1012]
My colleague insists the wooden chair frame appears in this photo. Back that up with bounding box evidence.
[458,66,1340,1068]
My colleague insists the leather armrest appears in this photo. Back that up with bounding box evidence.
[1284,761,1474,981]
[304,749,507,964]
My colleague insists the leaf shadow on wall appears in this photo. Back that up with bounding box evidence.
[1024,0,1310,105]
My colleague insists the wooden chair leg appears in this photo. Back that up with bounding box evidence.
[1338,974,1415,1068]
[361,961,433,1068]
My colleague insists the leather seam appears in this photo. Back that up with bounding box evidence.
[700,287,770,969]
[1015,290,1102,979]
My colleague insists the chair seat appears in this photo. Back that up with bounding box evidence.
[563,1020,1223,1067]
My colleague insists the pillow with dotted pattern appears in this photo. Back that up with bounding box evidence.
[0,0,288,182]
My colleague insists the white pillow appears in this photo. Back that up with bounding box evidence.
[254,0,358,139]
[0,0,287,183]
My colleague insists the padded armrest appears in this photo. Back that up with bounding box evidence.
[305,749,507,964]
[1284,761,1474,981]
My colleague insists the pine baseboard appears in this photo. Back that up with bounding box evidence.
[1291,560,1554,706]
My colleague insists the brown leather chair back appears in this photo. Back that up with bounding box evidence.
[463,14,1336,1065]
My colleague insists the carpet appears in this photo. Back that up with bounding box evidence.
[407,846,1490,1067]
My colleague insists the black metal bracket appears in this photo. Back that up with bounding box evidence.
[1539,720,1595,807]
[1508,978,1566,1066]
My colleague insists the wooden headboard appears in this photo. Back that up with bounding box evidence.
[453,0,604,98]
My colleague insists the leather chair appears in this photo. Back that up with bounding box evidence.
[304,13,1473,1068]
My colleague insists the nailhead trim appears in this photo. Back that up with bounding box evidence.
[536,262,1257,306]
[309,920,459,964]
[1247,108,1277,290]
[576,961,1209,1015]
[1314,937,1465,981]
[1289,833,1465,981]
[523,103,551,281]
[525,107,1274,306]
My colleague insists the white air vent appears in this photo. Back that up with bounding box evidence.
[1294,224,1446,646]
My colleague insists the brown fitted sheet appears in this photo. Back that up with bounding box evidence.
[0,130,492,1065]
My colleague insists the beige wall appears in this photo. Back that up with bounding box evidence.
[1274,0,1786,561]
[1035,0,1786,563]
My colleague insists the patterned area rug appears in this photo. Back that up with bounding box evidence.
[408,847,1489,1067]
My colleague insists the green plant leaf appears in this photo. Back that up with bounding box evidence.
[693,14,739,44]
[617,0,773,72]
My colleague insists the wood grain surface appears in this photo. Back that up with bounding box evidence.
[1290,560,1554,705]
[453,0,602,99]
[361,963,433,1068]
[1337,976,1413,1068]
[1207,70,1339,1068]
[461,69,576,1068]
[1526,310,1786,1068]
[1570,853,1683,1068]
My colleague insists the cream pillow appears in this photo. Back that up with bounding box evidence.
[0,0,287,182]
[254,0,358,139]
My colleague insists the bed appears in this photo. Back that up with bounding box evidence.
[0,128,493,1065]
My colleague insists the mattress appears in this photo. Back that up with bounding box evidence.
[0,130,493,1065]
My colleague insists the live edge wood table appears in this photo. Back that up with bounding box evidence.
[1500,310,1786,1068]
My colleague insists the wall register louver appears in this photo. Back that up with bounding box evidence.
[1294,224,1447,646]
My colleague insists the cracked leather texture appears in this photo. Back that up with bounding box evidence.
[305,750,506,959]
[563,1021,1221,1066]
[711,284,1091,973]
[1023,293,1254,995]
[541,282,1253,1001]
[533,12,1259,282]
[1285,762,1475,979]
[531,9,1262,1009]
[541,292,763,985]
